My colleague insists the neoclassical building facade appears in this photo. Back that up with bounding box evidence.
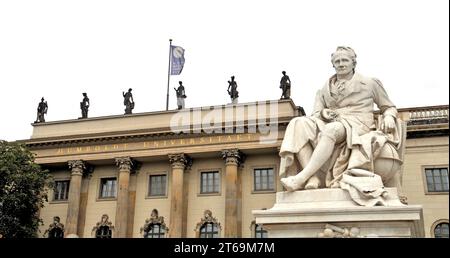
[23,100,448,238]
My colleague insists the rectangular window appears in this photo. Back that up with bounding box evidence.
[254,168,275,191]
[99,178,117,198]
[200,171,220,194]
[53,180,70,201]
[425,167,449,192]
[148,175,167,197]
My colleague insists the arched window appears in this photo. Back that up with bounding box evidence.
[144,223,166,238]
[200,222,219,238]
[195,210,221,238]
[140,209,168,238]
[255,224,268,238]
[250,220,268,238]
[95,225,112,238]
[92,214,114,238]
[434,223,449,238]
[48,227,64,238]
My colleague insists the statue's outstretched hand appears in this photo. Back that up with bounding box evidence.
[382,115,396,133]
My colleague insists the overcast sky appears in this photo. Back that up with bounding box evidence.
[0,0,448,141]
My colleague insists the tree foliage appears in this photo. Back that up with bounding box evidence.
[0,140,52,238]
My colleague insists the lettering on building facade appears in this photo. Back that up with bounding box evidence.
[54,134,258,156]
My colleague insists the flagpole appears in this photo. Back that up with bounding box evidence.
[166,39,172,111]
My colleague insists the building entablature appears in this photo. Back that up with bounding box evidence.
[29,99,300,142]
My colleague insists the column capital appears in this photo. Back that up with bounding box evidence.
[68,160,86,176]
[115,157,133,173]
[168,153,192,170]
[221,148,245,166]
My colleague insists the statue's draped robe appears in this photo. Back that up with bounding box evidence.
[176,86,186,107]
[279,73,402,190]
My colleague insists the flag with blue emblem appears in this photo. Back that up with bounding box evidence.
[170,45,185,75]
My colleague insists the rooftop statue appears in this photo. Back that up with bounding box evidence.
[123,88,134,114]
[80,92,90,118]
[34,97,48,123]
[279,46,407,206]
[280,71,291,99]
[174,81,187,110]
[227,76,239,104]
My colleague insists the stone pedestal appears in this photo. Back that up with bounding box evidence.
[252,188,424,238]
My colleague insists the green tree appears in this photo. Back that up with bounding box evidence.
[0,140,52,238]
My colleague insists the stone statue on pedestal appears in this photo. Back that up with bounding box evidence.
[280,71,291,99]
[279,46,407,206]
[35,97,48,123]
[123,88,134,114]
[80,92,90,118]
[227,76,239,104]
[174,81,187,110]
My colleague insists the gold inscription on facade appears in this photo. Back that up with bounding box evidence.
[54,134,257,155]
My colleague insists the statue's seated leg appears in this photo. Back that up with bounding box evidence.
[281,122,345,191]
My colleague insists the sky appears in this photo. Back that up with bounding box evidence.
[0,0,448,141]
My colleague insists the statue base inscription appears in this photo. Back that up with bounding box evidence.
[252,188,424,238]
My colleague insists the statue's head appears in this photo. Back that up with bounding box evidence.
[53,216,60,223]
[331,46,357,75]
[41,97,45,101]
[282,71,286,75]
[101,214,109,222]
[179,81,182,85]
[82,92,87,96]
[128,88,132,92]
[151,209,158,218]
[231,76,235,80]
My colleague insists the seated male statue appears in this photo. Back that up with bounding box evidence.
[279,46,406,205]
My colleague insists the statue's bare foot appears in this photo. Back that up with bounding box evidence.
[281,173,308,192]
[305,176,320,189]
[280,177,298,191]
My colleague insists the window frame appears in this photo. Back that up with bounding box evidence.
[199,222,220,238]
[97,177,118,200]
[95,225,113,238]
[431,219,449,238]
[47,227,64,238]
[146,172,169,199]
[422,165,449,195]
[144,223,166,238]
[252,167,276,193]
[198,169,222,196]
[254,223,268,238]
[52,179,70,203]
[251,165,277,194]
